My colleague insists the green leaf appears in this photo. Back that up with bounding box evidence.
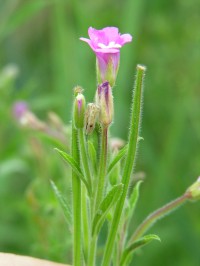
[87,140,97,175]
[55,148,82,176]
[92,184,124,235]
[107,144,128,175]
[54,148,90,195]
[50,180,72,230]
[120,234,161,266]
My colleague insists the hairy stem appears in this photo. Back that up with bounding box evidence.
[82,185,89,263]
[78,128,93,263]
[72,125,82,266]
[88,236,97,266]
[88,126,108,266]
[78,128,92,192]
[129,192,189,243]
[95,126,108,208]
[102,65,145,266]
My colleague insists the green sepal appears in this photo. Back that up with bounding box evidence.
[54,148,91,195]
[107,144,128,175]
[92,184,124,235]
[50,180,72,230]
[120,234,161,266]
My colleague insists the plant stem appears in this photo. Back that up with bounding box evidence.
[88,236,97,266]
[129,192,189,243]
[78,128,93,263]
[78,128,92,191]
[82,185,89,263]
[88,126,108,266]
[72,125,82,266]
[101,65,145,266]
[95,126,108,209]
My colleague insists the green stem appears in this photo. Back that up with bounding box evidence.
[82,185,89,263]
[88,236,97,266]
[88,127,108,266]
[129,192,189,243]
[78,128,93,264]
[72,125,82,266]
[101,65,145,266]
[78,128,92,192]
[95,126,108,209]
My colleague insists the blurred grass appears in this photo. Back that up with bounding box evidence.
[0,0,200,265]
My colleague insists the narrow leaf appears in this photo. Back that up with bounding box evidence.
[55,148,82,176]
[50,180,72,230]
[107,144,128,175]
[121,234,160,266]
[54,148,90,195]
[92,184,124,235]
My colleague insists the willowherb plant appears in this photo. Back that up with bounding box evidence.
[15,27,199,266]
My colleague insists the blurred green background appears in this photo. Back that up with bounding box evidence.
[0,0,200,265]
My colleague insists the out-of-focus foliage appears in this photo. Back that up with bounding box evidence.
[0,0,200,265]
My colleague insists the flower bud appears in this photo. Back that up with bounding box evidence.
[85,103,99,134]
[96,81,113,127]
[186,177,200,201]
[73,92,86,129]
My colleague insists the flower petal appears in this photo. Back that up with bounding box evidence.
[88,27,108,46]
[101,27,119,42]
[118,33,132,45]
[80,37,96,51]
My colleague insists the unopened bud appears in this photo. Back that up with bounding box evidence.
[186,176,200,201]
[73,92,86,129]
[96,81,113,127]
[85,103,99,134]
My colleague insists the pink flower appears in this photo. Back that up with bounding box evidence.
[80,27,132,86]
[13,101,28,119]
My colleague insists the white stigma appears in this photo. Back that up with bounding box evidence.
[98,41,121,49]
